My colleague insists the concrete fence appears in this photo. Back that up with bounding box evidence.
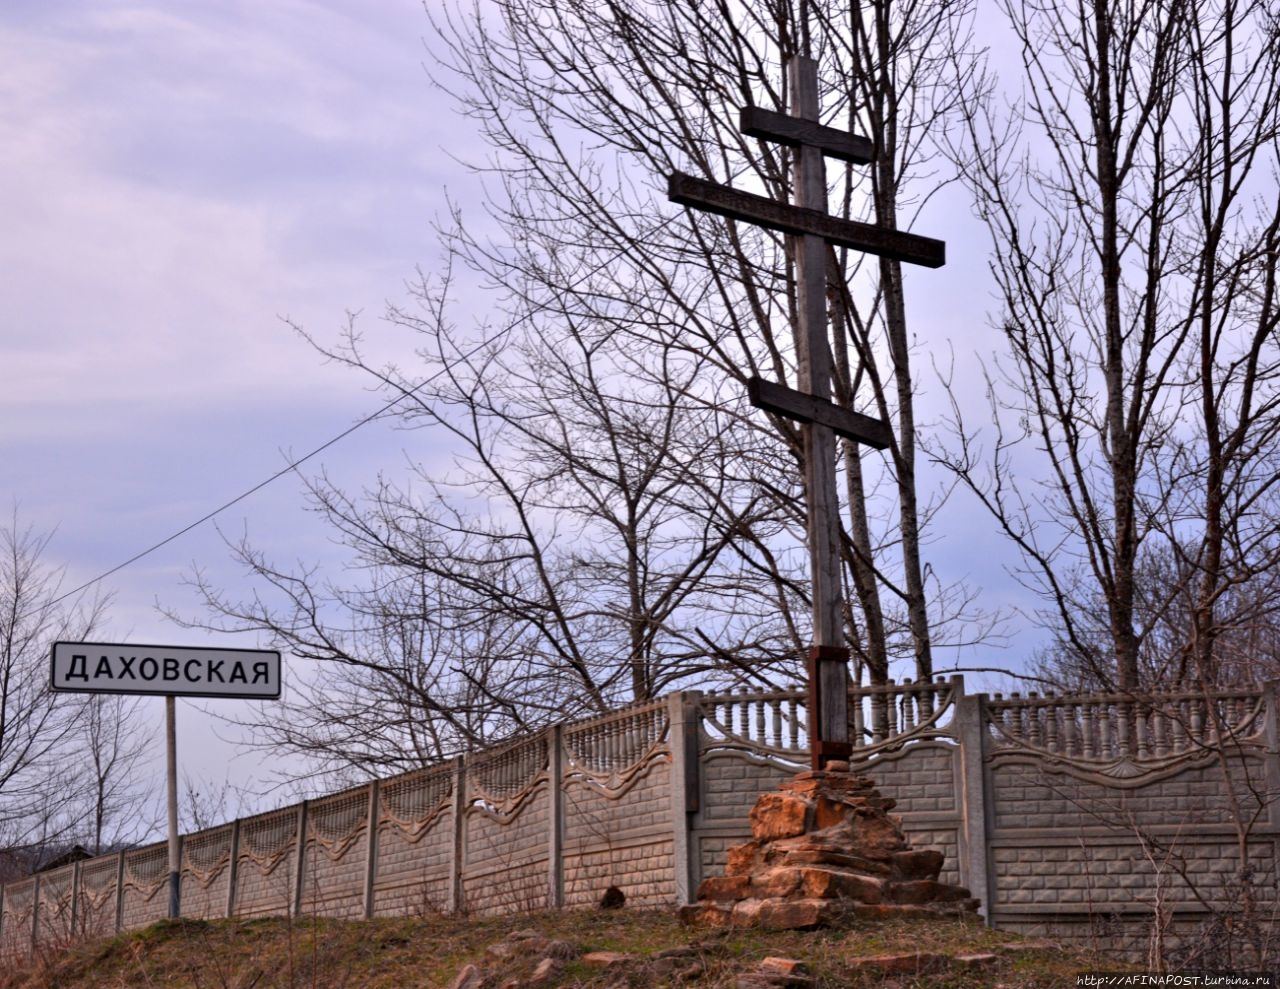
[2,679,1276,959]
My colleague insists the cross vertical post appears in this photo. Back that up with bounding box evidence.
[789,56,850,770]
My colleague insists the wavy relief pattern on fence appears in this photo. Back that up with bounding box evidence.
[374,765,455,916]
[183,827,232,887]
[301,787,371,919]
[563,700,670,797]
[34,865,74,946]
[985,688,1269,788]
[234,809,297,918]
[463,733,551,916]
[308,789,368,862]
[120,844,168,929]
[0,879,35,960]
[77,855,119,939]
[563,701,676,908]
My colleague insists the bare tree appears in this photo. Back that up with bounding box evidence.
[74,693,156,855]
[0,514,109,853]
[939,0,1280,691]
[181,0,986,780]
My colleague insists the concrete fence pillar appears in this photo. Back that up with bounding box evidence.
[225,820,240,918]
[114,851,125,933]
[954,692,993,922]
[70,860,81,938]
[29,874,39,954]
[547,726,564,910]
[291,801,308,917]
[447,755,466,914]
[363,780,380,920]
[668,690,702,905]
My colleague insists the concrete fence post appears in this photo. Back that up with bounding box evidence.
[29,873,39,956]
[1263,681,1280,833]
[225,820,240,918]
[114,851,125,933]
[547,726,564,910]
[70,860,81,938]
[448,755,466,914]
[667,690,702,905]
[292,801,308,917]
[954,692,993,922]
[363,780,380,920]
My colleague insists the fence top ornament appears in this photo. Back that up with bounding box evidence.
[985,685,1270,787]
[697,676,963,767]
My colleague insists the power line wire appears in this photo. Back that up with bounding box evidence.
[42,340,489,615]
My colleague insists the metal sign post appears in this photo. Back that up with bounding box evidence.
[52,641,282,918]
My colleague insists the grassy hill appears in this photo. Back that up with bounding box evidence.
[0,908,1123,988]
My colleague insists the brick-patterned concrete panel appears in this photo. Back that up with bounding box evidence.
[992,841,1277,914]
[563,760,673,849]
[858,743,960,815]
[990,760,1268,834]
[119,881,168,929]
[563,838,675,908]
[698,753,791,822]
[373,813,454,917]
[461,783,551,916]
[180,866,230,920]
[299,830,368,919]
[232,853,296,919]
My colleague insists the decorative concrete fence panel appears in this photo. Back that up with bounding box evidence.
[0,879,35,959]
[981,688,1279,950]
[298,786,372,920]
[120,844,168,930]
[33,864,75,948]
[76,855,121,940]
[232,808,298,919]
[561,701,676,908]
[460,734,553,916]
[372,764,457,916]
[180,825,233,919]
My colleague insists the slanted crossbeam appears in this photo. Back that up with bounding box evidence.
[667,173,945,269]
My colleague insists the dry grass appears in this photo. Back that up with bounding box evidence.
[0,909,1123,989]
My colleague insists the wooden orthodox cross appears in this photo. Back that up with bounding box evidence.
[667,57,945,770]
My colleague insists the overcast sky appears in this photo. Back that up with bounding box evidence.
[1,1,1035,823]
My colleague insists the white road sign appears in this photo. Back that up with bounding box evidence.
[51,641,282,699]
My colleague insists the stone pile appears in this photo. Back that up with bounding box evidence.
[680,765,979,930]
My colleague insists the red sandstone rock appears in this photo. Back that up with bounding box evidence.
[737,897,834,930]
[847,952,949,975]
[749,792,810,840]
[698,874,751,901]
[891,848,945,881]
[759,957,809,976]
[581,950,632,968]
[749,866,803,898]
[778,848,890,875]
[887,879,973,905]
[725,840,764,876]
[681,769,978,931]
[798,866,884,903]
